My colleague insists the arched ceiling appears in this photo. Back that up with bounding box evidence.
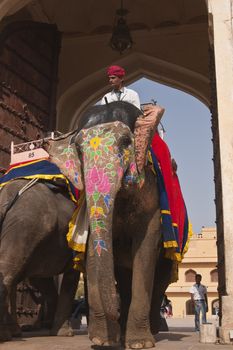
[4,0,207,36]
[0,0,210,131]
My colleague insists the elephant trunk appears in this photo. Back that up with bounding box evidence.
[84,165,121,320]
[78,122,138,321]
[88,210,118,320]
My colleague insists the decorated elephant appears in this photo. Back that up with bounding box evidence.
[0,101,144,343]
[0,101,186,348]
[67,101,178,349]
[0,176,80,341]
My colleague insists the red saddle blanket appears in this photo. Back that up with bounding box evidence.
[151,132,188,253]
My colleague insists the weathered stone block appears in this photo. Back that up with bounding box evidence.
[199,323,216,343]
[219,327,233,344]
[219,295,233,344]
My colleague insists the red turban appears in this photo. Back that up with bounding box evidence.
[107,65,125,77]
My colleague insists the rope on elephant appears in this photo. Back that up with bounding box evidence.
[18,178,39,195]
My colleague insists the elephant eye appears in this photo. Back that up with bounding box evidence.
[119,135,132,151]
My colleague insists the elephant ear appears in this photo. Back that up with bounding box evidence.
[44,132,84,191]
[134,104,165,173]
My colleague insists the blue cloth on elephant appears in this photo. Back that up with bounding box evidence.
[0,158,85,271]
[149,147,191,262]
[0,159,80,204]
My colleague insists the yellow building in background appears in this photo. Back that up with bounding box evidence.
[166,227,218,318]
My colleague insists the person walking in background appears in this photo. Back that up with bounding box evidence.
[161,294,173,318]
[101,65,141,109]
[190,274,208,332]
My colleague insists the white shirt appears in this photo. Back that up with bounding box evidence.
[101,87,141,110]
[190,283,207,300]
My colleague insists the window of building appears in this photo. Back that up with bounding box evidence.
[185,269,196,282]
[212,299,219,315]
[186,299,195,315]
[210,269,218,282]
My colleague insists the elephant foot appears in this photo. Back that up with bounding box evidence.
[91,336,120,347]
[51,321,74,337]
[125,315,155,349]
[57,327,74,337]
[125,330,155,349]
[125,339,155,349]
[51,328,74,337]
[89,317,120,347]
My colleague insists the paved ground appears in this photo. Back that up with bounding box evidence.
[1,317,233,350]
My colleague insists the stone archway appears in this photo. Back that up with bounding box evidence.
[0,0,32,21]
[57,52,210,131]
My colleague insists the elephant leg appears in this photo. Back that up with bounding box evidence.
[9,283,22,337]
[51,268,80,336]
[29,277,58,329]
[150,255,173,334]
[0,257,50,340]
[83,275,89,324]
[86,252,120,346]
[0,270,12,341]
[115,266,132,341]
[0,260,25,341]
[125,211,161,349]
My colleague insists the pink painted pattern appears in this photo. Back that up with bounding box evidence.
[65,159,76,170]
[86,166,111,195]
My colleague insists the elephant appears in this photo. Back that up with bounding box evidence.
[0,178,80,341]
[0,100,175,347]
[70,101,173,349]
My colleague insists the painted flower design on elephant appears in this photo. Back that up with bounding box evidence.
[103,194,111,210]
[74,171,79,184]
[90,136,102,150]
[90,206,105,219]
[130,162,137,173]
[86,166,111,195]
[81,128,116,162]
[60,145,74,157]
[94,239,107,257]
[91,219,106,234]
[47,136,84,192]
[123,160,140,186]
[117,166,124,178]
[65,159,76,170]
[123,149,130,163]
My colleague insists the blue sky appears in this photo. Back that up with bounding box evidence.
[129,78,215,234]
